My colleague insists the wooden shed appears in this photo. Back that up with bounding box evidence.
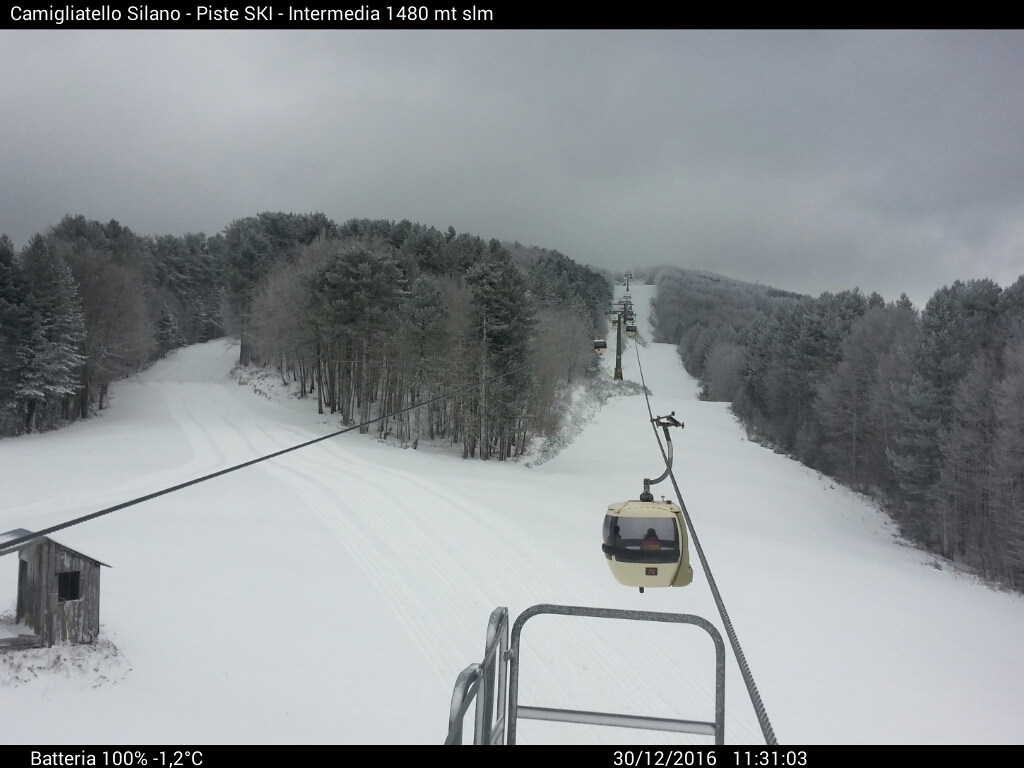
[1,529,109,648]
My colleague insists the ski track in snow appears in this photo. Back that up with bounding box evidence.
[244,413,718,743]
[151,372,620,740]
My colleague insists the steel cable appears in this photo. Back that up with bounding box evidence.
[634,343,778,745]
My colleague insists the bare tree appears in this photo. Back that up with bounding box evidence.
[66,247,153,415]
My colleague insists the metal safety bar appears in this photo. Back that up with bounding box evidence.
[444,664,482,745]
[444,607,510,745]
[506,605,726,745]
[516,706,717,736]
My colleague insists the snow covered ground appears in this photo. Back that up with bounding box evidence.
[2,283,1023,744]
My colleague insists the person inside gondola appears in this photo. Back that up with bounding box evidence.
[640,528,661,551]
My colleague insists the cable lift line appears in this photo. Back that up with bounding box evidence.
[630,342,778,745]
[443,285,779,745]
[0,342,577,558]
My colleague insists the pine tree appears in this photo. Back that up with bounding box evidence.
[935,355,998,564]
[991,333,1024,585]
[396,276,449,447]
[152,232,223,345]
[814,304,917,489]
[0,235,27,431]
[17,237,86,432]
[886,373,943,544]
[156,305,182,354]
[465,242,536,460]
[312,239,405,424]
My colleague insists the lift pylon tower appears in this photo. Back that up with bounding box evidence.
[613,307,623,381]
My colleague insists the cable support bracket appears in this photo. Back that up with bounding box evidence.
[642,412,683,501]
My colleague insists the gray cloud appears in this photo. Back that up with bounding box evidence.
[2,29,1023,306]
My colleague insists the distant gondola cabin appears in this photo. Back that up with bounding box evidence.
[0,529,108,648]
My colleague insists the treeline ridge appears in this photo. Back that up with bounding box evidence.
[652,267,1024,589]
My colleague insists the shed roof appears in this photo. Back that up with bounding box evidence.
[0,528,42,550]
[0,529,110,567]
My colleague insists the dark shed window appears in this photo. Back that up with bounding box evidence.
[58,571,81,601]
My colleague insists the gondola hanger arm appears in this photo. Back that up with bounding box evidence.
[641,414,683,501]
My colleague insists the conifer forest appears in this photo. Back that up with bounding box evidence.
[650,267,1024,590]
[0,213,611,463]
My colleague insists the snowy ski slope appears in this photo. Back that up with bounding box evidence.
[1,284,1023,744]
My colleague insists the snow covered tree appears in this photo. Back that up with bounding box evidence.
[0,235,27,432]
[992,334,1024,585]
[152,232,224,345]
[813,303,918,489]
[65,246,154,416]
[935,355,999,564]
[16,236,86,432]
[311,238,406,424]
[248,242,326,396]
[465,242,536,460]
[222,212,337,365]
[886,373,943,545]
[390,276,450,447]
[156,305,182,355]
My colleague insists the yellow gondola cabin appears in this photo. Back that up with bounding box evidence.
[602,500,693,591]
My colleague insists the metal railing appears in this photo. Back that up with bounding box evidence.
[446,604,725,745]
[444,607,509,745]
[506,605,726,745]
[444,663,483,745]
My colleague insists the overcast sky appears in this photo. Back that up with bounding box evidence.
[2,30,1022,306]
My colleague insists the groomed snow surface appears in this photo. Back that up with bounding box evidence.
[1,284,1022,744]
